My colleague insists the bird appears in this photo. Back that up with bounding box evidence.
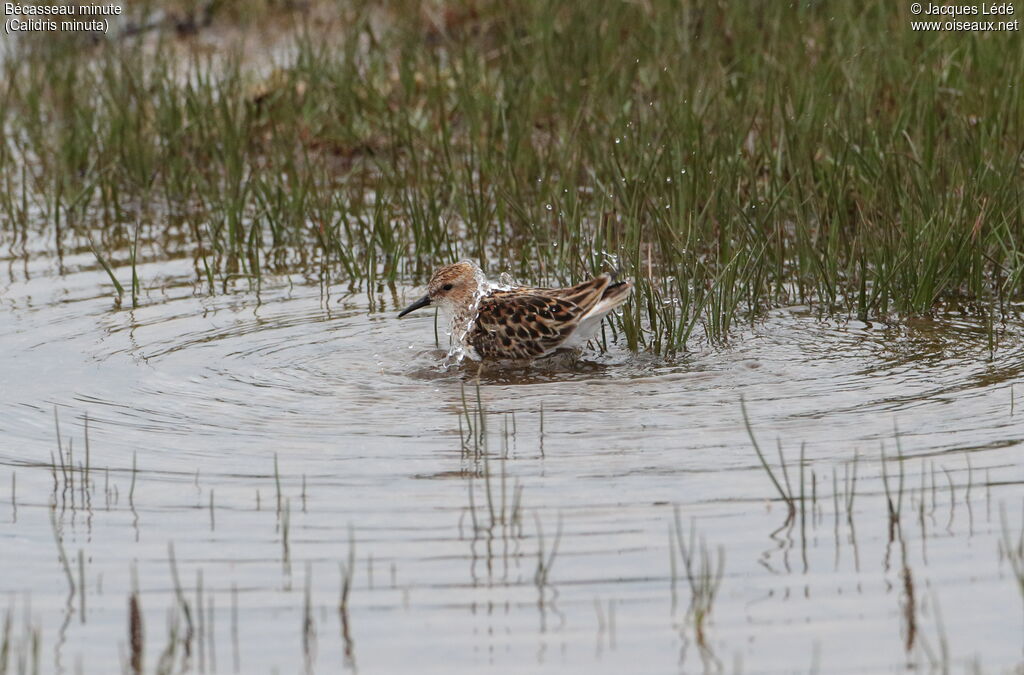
[397,260,632,361]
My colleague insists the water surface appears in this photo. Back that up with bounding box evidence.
[1,238,1023,674]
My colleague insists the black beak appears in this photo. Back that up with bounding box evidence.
[398,294,431,318]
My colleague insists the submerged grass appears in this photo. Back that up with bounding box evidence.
[4,406,1023,671]
[1,1,1023,351]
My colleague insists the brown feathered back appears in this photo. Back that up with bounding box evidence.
[468,275,620,359]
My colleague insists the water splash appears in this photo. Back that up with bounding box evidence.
[442,261,492,367]
[599,251,621,276]
[495,272,518,290]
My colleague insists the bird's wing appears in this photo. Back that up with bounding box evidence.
[536,275,614,311]
[469,278,611,359]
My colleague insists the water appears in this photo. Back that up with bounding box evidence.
[1,236,1023,673]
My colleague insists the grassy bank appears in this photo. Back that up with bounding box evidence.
[1,0,1022,352]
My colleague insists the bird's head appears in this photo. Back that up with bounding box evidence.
[398,261,483,318]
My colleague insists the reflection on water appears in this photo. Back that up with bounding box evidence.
[1,241,1023,673]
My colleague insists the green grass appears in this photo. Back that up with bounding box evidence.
[1,0,1022,353]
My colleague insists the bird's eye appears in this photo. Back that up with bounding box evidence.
[442,283,454,291]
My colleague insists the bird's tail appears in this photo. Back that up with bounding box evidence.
[590,278,632,317]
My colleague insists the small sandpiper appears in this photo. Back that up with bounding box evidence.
[398,261,632,361]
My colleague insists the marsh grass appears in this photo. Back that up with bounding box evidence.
[0,608,40,675]
[1000,504,1024,603]
[740,396,796,517]
[128,590,144,675]
[3,407,1020,672]
[2,0,1022,352]
[671,510,724,658]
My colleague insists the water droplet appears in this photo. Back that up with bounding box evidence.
[680,169,687,174]
[666,177,672,183]
[545,204,552,211]
[614,138,621,144]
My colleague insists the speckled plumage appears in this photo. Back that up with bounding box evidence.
[398,261,633,361]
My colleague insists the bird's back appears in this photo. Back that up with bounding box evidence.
[466,275,631,360]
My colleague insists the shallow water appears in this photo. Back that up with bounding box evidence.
[1,239,1023,674]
